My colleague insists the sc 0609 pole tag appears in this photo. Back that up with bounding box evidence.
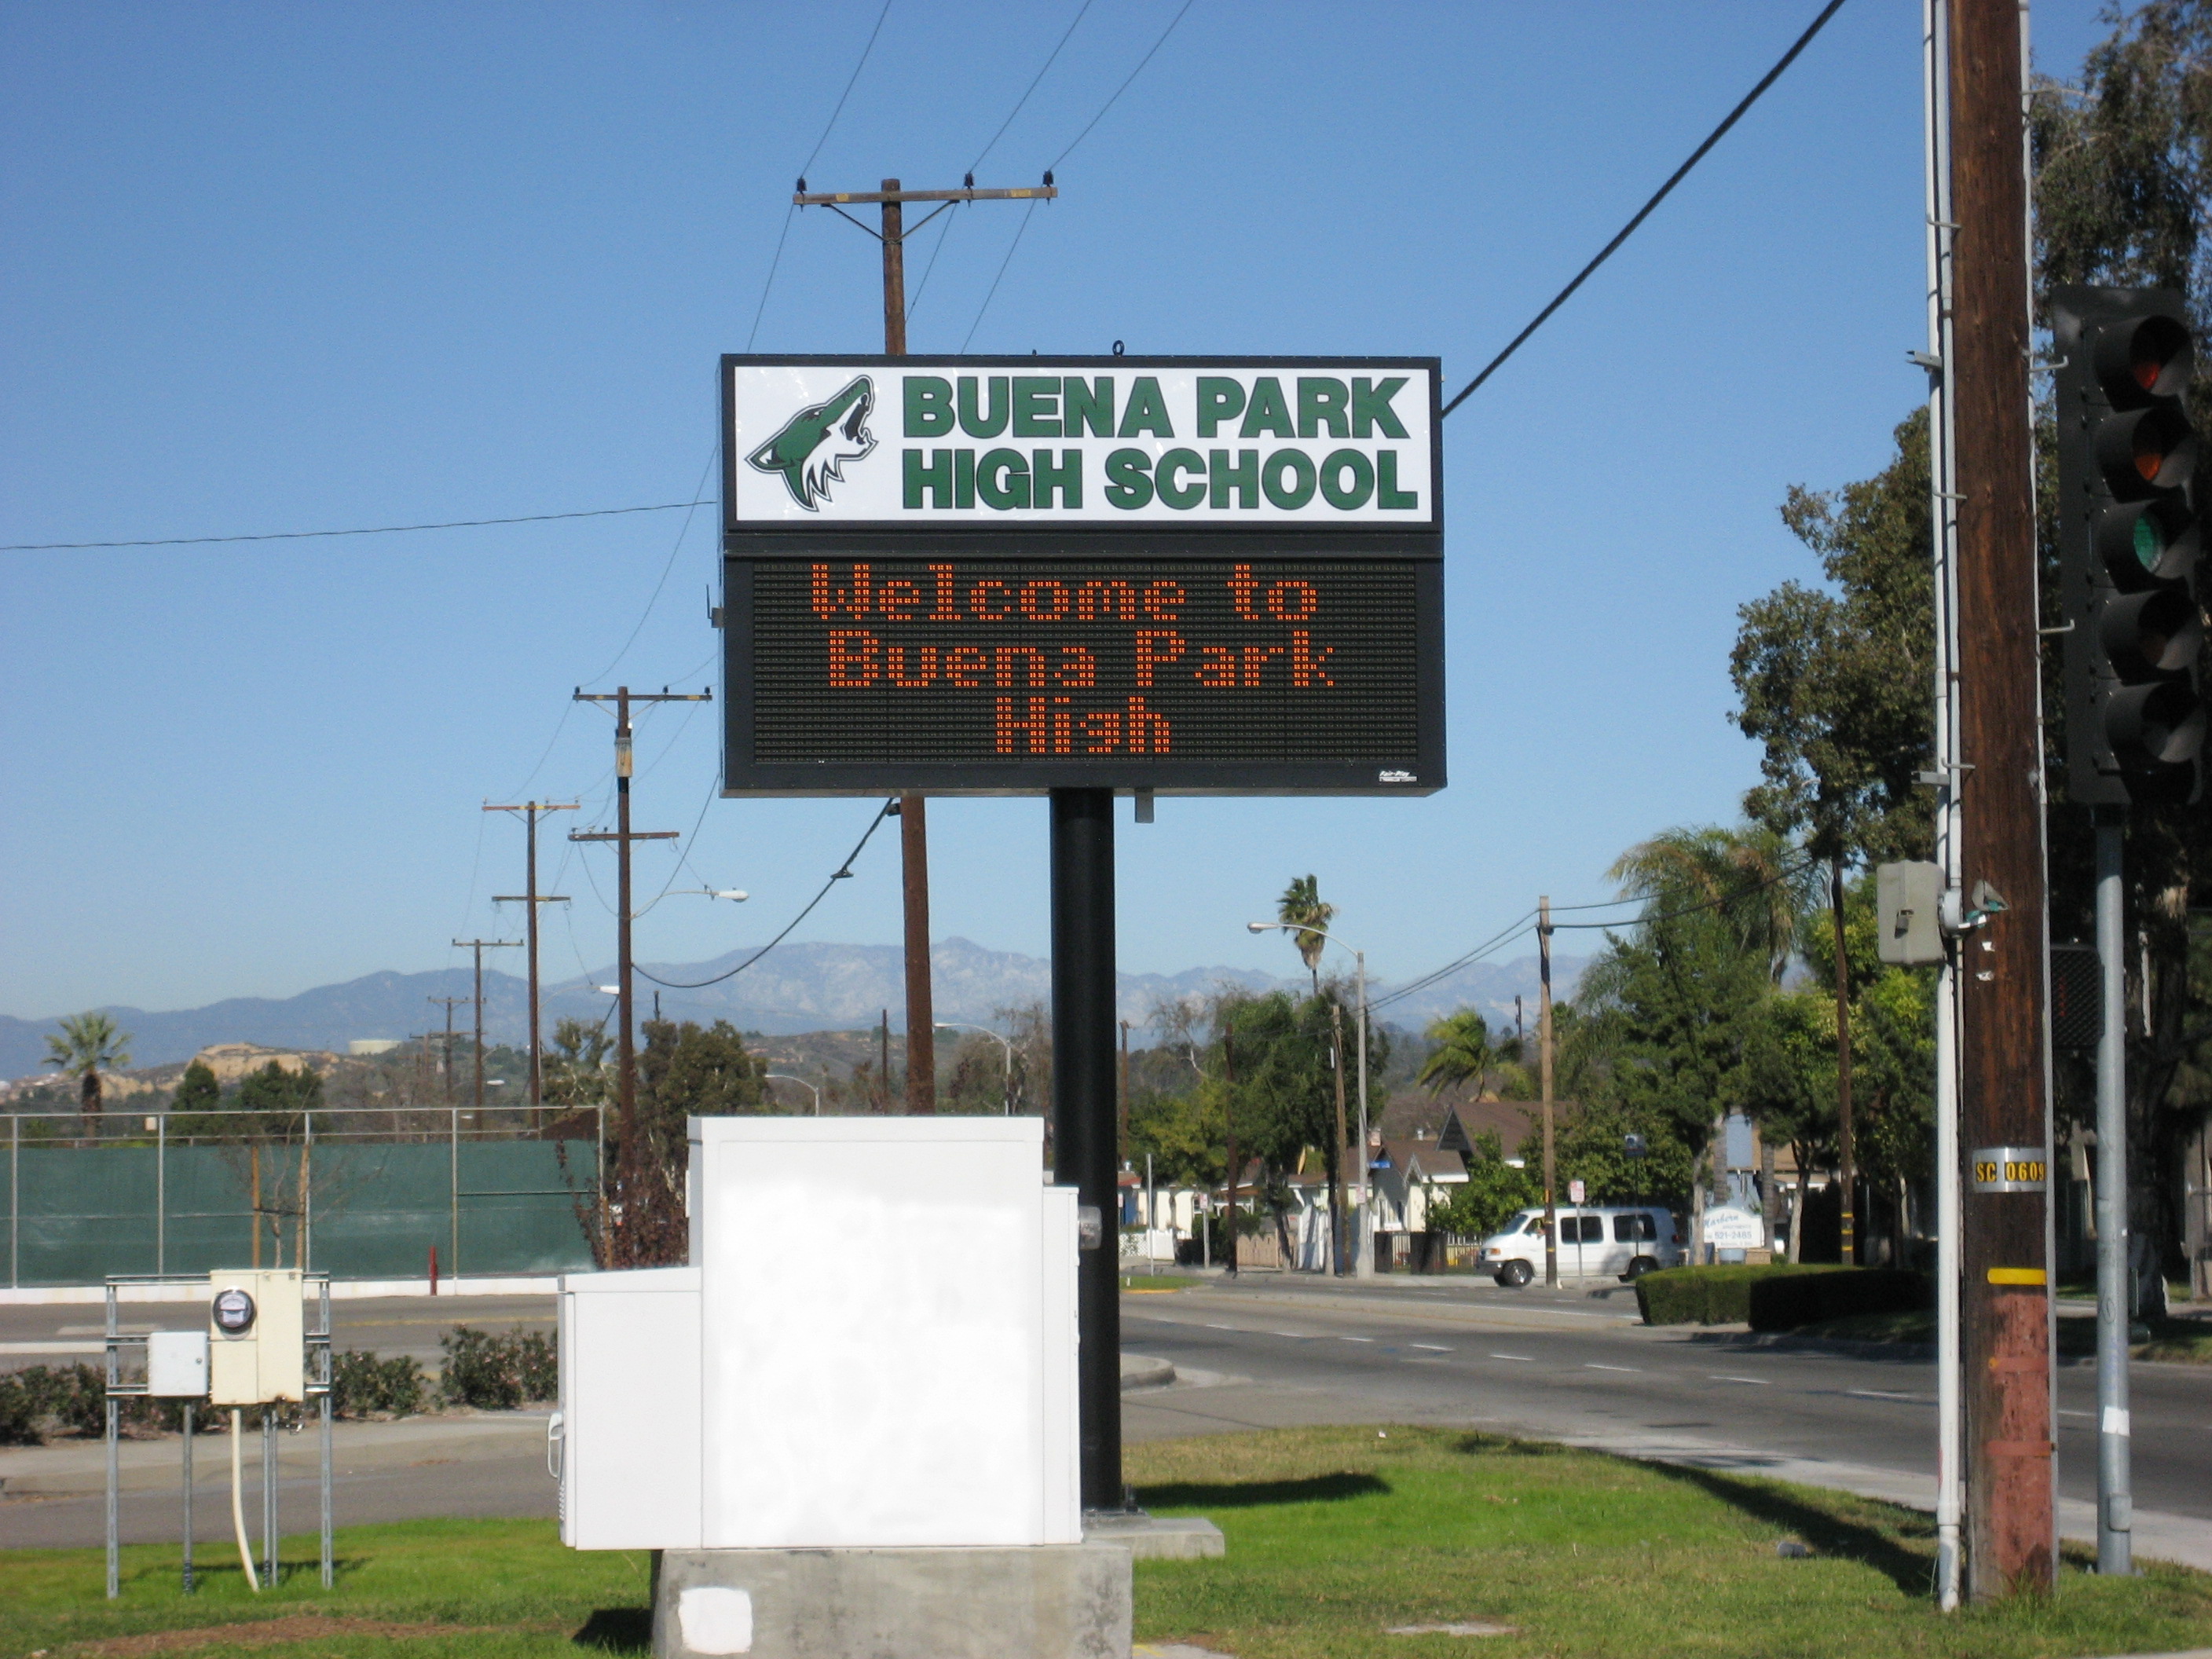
[1969,1147,2049,1192]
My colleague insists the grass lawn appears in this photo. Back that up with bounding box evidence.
[0,1518,652,1659]
[5,1429,2210,1659]
[1130,1426,2212,1659]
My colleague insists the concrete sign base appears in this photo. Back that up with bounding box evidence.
[651,1542,1133,1659]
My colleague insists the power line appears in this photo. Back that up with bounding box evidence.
[639,800,898,990]
[751,0,898,350]
[915,0,1093,334]
[972,0,1096,175]
[1547,855,1821,931]
[1048,0,1198,172]
[2,499,714,552]
[960,200,1042,350]
[1438,0,1849,419]
[799,0,895,183]
[1368,914,1538,1014]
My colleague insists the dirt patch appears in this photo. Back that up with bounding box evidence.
[71,1617,505,1656]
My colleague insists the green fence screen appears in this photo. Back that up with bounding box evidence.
[3,1124,600,1287]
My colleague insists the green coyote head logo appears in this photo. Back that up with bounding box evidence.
[745,375,877,511]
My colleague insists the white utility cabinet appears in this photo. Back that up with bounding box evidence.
[555,1265,700,1551]
[557,1117,1079,1553]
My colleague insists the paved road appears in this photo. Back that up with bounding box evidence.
[0,1295,552,1368]
[5,1279,2205,1562]
[1121,1274,2212,1567]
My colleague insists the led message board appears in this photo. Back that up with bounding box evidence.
[720,355,1444,796]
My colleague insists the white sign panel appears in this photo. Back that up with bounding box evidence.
[1702,1207,1767,1251]
[725,356,1440,528]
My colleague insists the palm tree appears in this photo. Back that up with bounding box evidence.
[1276,874,1335,993]
[1605,824,1812,985]
[1419,1009,1494,1097]
[44,1011,133,1114]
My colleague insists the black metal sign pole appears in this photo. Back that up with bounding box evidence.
[1049,786,1123,1513]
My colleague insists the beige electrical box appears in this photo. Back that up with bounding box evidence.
[1877,861,1946,967]
[207,1269,305,1406]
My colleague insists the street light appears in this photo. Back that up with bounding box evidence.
[935,1022,1016,1115]
[765,1073,822,1115]
[1248,919,1375,1279]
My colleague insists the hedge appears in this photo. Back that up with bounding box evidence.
[1747,1268,1928,1331]
[1635,1264,1847,1326]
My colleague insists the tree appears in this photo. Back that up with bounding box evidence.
[43,1012,131,1115]
[1732,406,1938,1264]
[1276,874,1335,993]
[1426,1130,1538,1240]
[544,1019,613,1109]
[171,1060,219,1115]
[1418,1009,1493,1097]
[594,1019,767,1269]
[1568,826,1807,1229]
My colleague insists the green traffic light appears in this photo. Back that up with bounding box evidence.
[2133,512,2165,571]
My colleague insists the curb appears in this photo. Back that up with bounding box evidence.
[1120,1353,1175,1391]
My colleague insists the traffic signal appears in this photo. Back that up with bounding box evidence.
[2053,287,2204,805]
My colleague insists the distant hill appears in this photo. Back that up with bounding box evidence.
[1,941,1584,1082]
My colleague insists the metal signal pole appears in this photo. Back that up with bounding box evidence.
[793,174,1058,1115]
[1947,0,2056,1598]
[486,800,577,1108]
[451,939,522,1108]
[569,687,709,1157]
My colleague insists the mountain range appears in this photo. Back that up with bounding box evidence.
[2,940,1585,1081]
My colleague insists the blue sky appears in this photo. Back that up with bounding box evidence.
[1,1,2113,1021]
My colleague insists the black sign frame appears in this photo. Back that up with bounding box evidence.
[720,353,1445,798]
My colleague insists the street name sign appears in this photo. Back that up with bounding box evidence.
[720,354,1445,796]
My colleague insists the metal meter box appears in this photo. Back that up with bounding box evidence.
[207,1269,305,1406]
[1877,861,1945,966]
[146,1331,210,1398]
[555,1266,701,1551]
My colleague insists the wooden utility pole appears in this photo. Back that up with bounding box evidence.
[486,800,577,1108]
[1331,1001,1349,1276]
[427,998,467,1104]
[793,174,1057,1115]
[1833,858,1857,1262]
[451,939,522,1108]
[569,687,709,1157]
[1222,1028,1239,1277]
[1947,0,2055,1598]
[1538,896,1558,1287]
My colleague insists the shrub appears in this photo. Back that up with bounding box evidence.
[331,1350,427,1418]
[1747,1268,1929,1332]
[1635,1264,1847,1326]
[0,1371,42,1445]
[438,1326,558,1409]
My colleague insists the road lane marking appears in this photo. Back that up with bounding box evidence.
[1489,1353,1535,1362]
[1709,1375,1771,1385]
[1847,1389,1924,1402]
[2057,1408,2093,1419]
[1204,1324,1240,1331]
[1342,1337,1375,1343]
[1585,1363,1641,1373]
[1410,1343,1452,1352]
[1272,1331,1309,1339]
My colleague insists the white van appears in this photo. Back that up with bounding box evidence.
[1478,1206,1681,1287]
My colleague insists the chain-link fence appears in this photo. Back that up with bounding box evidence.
[2,1107,603,1287]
